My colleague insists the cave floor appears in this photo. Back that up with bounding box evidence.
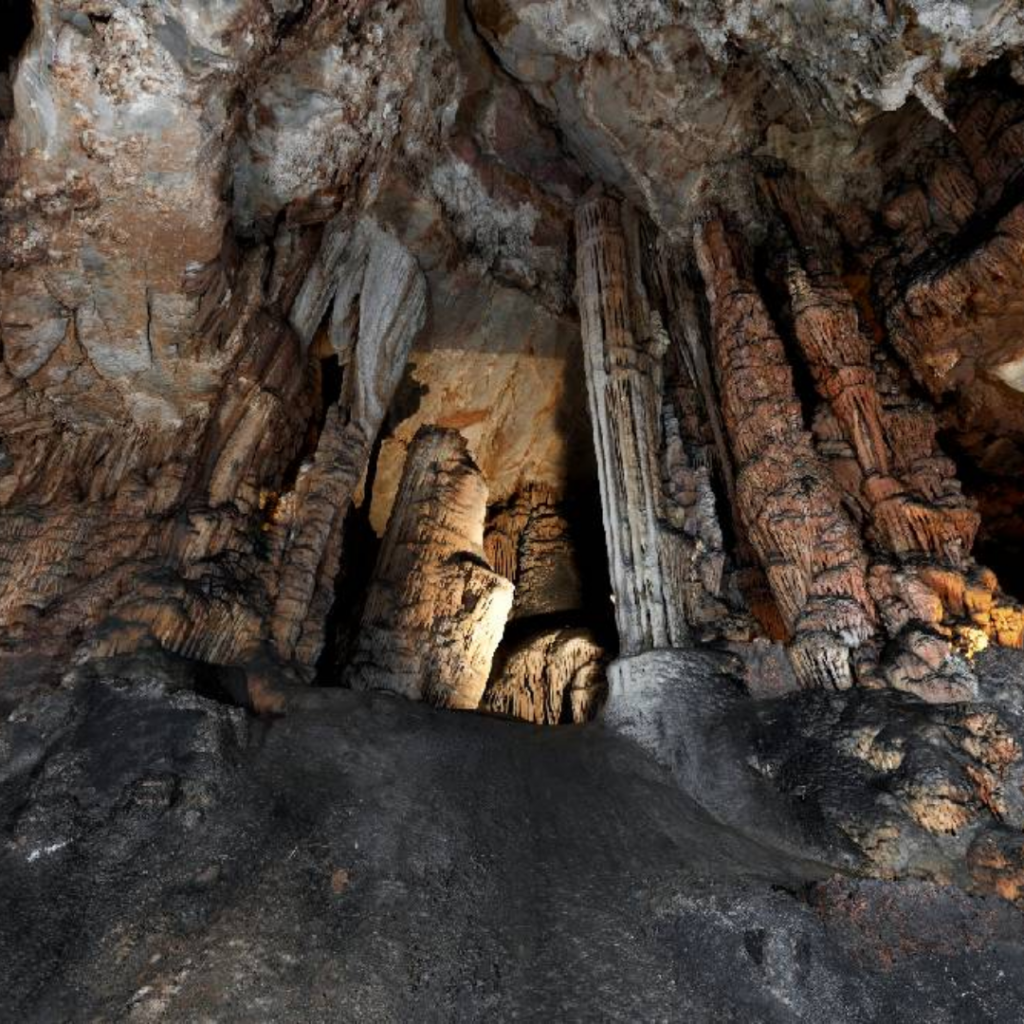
[2,678,1024,1022]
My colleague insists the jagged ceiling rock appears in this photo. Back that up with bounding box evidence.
[3,0,241,430]
[470,1,1024,234]
[1,1,447,432]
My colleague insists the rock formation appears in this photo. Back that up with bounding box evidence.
[5,3,1024,986]
[270,215,427,665]
[481,626,605,725]
[484,486,584,622]
[695,217,876,690]
[0,2,445,681]
[575,193,691,653]
[345,427,514,710]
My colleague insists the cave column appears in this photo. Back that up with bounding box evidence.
[574,194,689,655]
[344,426,514,709]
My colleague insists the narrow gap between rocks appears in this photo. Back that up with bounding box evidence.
[752,239,821,434]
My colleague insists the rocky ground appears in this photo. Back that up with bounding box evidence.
[3,654,1024,1022]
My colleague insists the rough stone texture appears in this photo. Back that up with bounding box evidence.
[485,486,584,621]
[3,2,1024,1011]
[479,483,614,726]
[866,85,1024,599]
[270,215,427,665]
[360,0,594,537]
[606,645,1024,891]
[0,2,444,674]
[345,427,514,710]
[575,193,692,653]
[481,626,605,724]
[4,660,1024,1022]
[3,1,1020,685]
[471,0,1024,236]
[695,217,876,690]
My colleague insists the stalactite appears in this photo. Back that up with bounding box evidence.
[772,181,1023,664]
[345,426,515,709]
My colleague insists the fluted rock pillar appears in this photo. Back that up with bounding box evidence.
[345,426,514,709]
[785,257,981,565]
[695,218,875,689]
[575,194,689,655]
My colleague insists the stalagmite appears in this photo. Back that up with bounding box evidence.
[574,194,689,654]
[345,427,515,709]
[695,217,875,689]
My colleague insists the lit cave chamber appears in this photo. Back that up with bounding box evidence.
[4,2,1024,1020]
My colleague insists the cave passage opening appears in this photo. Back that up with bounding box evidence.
[0,0,31,123]
[303,342,617,725]
[481,478,618,725]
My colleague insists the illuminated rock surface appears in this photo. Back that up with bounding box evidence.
[346,426,514,709]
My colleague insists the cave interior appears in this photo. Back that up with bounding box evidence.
[3,2,1024,1018]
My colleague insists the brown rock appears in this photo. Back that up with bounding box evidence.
[481,627,606,724]
[345,427,514,710]
[695,217,875,690]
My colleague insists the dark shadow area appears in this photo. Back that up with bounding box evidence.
[313,406,387,686]
[313,494,380,685]
[1,0,31,72]
[561,481,618,655]
[277,350,342,496]
[976,533,1024,602]
[752,239,822,433]
[0,0,31,125]
[939,427,1024,601]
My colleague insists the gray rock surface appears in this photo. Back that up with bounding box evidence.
[607,646,1024,890]
[3,659,1024,1021]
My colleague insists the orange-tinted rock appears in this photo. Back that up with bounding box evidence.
[695,217,875,689]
